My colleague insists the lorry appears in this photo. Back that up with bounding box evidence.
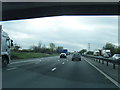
[101,49,111,57]
[1,29,13,67]
[93,49,100,56]
[58,48,69,55]
[62,49,68,53]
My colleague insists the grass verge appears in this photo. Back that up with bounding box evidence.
[11,51,58,60]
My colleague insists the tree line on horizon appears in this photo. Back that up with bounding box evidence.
[12,41,64,54]
[12,41,120,56]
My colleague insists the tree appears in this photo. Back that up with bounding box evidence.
[30,41,42,52]
[103,43,115,55]
[56,46,63,53]
[45,48,51,54]
[41,44,46,53]
[87,51,93,55]
[38,41,42,52]
[42,44,46,49]
[49,43,56,52]
[114,46,120,54]
[30,45,38,52]
[13,43,21,51]
[79,49,87,54]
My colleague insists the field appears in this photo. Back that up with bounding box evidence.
[11,51,58,60]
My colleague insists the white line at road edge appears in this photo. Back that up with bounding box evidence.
[51,68,56,72]
[84,58,120,88]
[7,67,17,71]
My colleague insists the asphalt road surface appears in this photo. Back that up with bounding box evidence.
[2,55,119,88]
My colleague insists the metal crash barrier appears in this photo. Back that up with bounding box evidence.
[83,55,120,69]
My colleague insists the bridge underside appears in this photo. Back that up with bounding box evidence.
[2,2,119,21]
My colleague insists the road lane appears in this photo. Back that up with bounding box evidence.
[2,56,67,88]
[37,56,117,88]
[2,55,118,88]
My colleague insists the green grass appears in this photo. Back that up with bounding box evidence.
[11,51,58,60]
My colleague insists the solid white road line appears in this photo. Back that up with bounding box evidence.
[84,58,120,88]
[7,67,17,71]
[51,68,56,72]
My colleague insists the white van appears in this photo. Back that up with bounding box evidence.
[1,30,13,67]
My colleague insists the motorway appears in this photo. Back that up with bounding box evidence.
[2,55,119,88]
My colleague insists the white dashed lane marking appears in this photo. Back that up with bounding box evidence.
[62,62,65,64]
[7,67,17,71]
[51,68,56,72]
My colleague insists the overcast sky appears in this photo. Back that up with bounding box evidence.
[1,15,118,51]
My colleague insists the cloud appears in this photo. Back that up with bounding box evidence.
[1,15,118,51]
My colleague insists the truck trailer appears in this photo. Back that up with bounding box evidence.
[93,49,100,56]
[101,49,111,57]
[1,29,13,67]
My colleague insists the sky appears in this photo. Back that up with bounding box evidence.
[1,15,118,52]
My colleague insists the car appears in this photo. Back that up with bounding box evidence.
[112,54,120,60]
[66,52,70,55]
[103,54,109,58]
[60,53,67,58]
[72,52,81,61]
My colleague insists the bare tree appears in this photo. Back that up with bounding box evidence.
[49,43,55,52]
[13,43,21,51]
